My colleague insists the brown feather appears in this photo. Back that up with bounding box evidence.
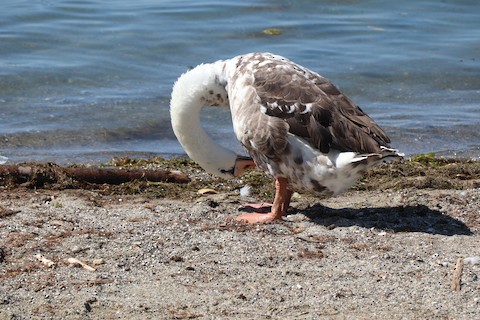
[244,53,391,155]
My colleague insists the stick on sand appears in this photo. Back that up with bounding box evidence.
[451,258,463,291]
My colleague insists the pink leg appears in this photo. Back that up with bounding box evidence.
[282,189,293,212]
[236,177,292,224]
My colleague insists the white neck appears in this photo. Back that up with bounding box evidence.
[170,61,238,179]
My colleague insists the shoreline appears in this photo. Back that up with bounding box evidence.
[1,157,479,319]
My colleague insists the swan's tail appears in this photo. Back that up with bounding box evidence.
[378,146,404,162]
[347,146,402,165]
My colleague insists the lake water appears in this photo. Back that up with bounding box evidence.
[1,0,479,164]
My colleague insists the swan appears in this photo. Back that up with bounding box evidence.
[170,52,402,223]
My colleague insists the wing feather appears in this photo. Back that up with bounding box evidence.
[248,53,391,154]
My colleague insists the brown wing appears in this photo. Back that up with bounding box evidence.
[249,53,391,155]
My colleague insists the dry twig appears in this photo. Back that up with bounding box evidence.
[451,258,463,291]
[67,257,96,271]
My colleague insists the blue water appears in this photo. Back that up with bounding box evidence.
[1,0,479,164]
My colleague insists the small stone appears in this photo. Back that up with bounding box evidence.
[464,256,480,265]
[92,259,105,266]
[206,199,219,208]
[117,260,127,268]
[171,255,184,262]
[237,293,247,300]
[0,296,10,305]
[71,246,84,254]
[284,214,308,222]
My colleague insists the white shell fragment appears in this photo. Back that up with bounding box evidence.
[35,254,55,268]
[198,188,218,195]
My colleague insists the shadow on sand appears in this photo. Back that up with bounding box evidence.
[299,204,472,236]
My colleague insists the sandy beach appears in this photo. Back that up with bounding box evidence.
[1,157,479,319]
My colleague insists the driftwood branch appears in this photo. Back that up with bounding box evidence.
[62,167,190,184]
[0,164,190,186]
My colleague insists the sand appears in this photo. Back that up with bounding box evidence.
[0,158,479,319]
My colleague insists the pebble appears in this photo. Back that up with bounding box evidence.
[284,213,308,222]
[170,255,184,262]
[92,258,105,266]
[464,256,480,265]
[290,192,302,200]
[71,246,85,254]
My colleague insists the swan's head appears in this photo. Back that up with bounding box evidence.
[218,155,256,178]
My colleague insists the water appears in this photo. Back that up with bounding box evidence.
[1,0,479,164]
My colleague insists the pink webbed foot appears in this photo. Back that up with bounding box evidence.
[236,203,275,223]
[236,211,279,224]
[235,177,292,224]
